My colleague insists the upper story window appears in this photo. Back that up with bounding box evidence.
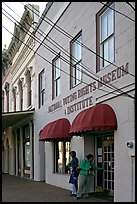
[52,55,61,100]
[96,3,115,71]
[54,140,70,174]
[2,90,4,112]
[12,87,16,111]
[70,32,82,89]
[26,70,31,108]
[18,79,23,111]
[39,70,45,108]
[4,82,9,112]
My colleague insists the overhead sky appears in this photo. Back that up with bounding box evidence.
[2,2,47,50]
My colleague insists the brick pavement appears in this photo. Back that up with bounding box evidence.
[2,174,113,202]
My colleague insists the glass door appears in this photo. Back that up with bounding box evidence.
[96,134,114,197]
[103,136,114,193]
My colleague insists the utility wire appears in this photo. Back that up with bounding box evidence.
[100,2,135,22]
[126,2,135,11]
[2,7,135,100]
[21,2,135,78]
[21,2,135,100]
[2,9,122,97]
[4,1,135,83]
[2,24,84,86]
[2,6,135,100]
[2,4,135,100]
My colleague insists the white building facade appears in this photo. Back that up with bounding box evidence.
[2,4,39,179]
[34,2,135,202]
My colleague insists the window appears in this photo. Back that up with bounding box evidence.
[18,80,23,111]
[54,140,70,174]
[39,70,45,108]
[70,32,82,89]
[96,3,115,71]
[12,87,16,111]
[2,90,4,112]
[4,82,9,112]
[26,70,31,107]
[52,55,61,99]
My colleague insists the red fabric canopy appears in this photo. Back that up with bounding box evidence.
[69,104,117,135]
[39,118,71,141]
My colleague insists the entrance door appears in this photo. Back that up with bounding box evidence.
[103,136,114,194]
[96,134,114,195]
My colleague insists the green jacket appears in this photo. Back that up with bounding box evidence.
[79,159,103,176]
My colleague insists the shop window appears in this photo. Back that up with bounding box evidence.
[96,3,115,72]
[39,69,45,108]
[70,32,82,89]
[52,54,61,100]
[23,125,30,177]
[54,140,70,174]
[25,141,30,168]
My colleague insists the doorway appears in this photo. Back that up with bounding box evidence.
[96,134,114,196]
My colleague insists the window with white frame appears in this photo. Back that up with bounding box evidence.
[70,32,82,89]
[96,3,115,71]
[52,55,61,99]
[39,70,45,108]
[54,140,70,174]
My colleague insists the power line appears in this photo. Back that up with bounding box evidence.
[21,2,135,79]
[2,3,135,100]
[2,9,121,97]
[4,1,134,83]
[2,6,135,100]
[100,2,135,22]
[21,2,135,99]
[126,2,135,11]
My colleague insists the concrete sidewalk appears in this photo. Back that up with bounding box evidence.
[2,174,113,202]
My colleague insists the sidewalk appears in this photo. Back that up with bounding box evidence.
[2,174,113,202]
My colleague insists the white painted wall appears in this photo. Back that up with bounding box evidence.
[34,2,135,201]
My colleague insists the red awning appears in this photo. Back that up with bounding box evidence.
[39,118,71,141]
[69,104,117,135]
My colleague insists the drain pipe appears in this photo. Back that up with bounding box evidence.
[131,156,134,202]
[131,96,135,202]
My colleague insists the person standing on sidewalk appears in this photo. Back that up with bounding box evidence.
[68,151,79,196]
[76,153,103,199]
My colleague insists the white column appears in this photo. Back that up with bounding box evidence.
[29,121,33,179]
[20,127,24,177]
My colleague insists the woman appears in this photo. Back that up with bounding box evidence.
[76,154,103,199]
[68,151,79,196]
